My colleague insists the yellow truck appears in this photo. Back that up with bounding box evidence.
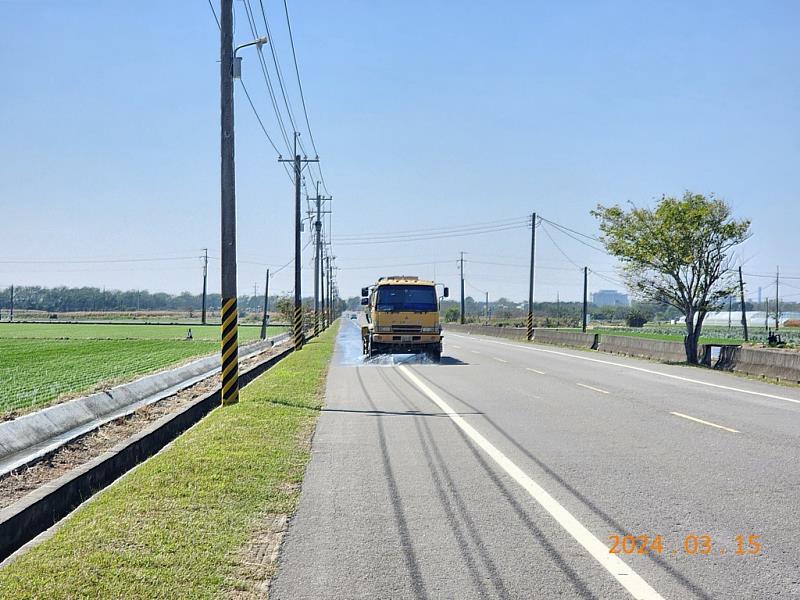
[361,276,449,362]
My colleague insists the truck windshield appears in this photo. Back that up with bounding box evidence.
[376,285,437,312]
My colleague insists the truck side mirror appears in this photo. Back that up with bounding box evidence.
[361,287,369,297]
[443,287,449,298]
[360,297,369,305]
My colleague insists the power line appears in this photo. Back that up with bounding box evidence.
[251,0,304,152]
[209,0,293,181]
[539,216,602,243]
[241,0,293,153]
[281,0,329,194]
[542,218,607,253]
[0,255,201,265]
[335,223,529,245]
[335,215,529,241]
[540,223,583,270]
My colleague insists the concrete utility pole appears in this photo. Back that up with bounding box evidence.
[280,133,318,350]
[459,252,465,325]
[527,212,536,341]
[765,298,770,332]
[325,254,332,325]
[776,266,780,332]
[582,267,588,333]
[485,292,489,325]
[309,184,331,336]
[738,266,749,341]
[728,296,732,329]
[9,285,13,322]
[260,268,270,340]
[219,0,239,406]
[314,190,321,336]
[320,248,326,330]
[556,291,561,326]
[201,248,208,325]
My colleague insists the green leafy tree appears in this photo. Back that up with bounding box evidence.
[274,296,295,324]
[592,192,750,363]
[444,307,460,323]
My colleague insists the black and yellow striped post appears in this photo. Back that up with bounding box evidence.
[527,211,536,342]
[293,305,305,349]
[221,297,239,405]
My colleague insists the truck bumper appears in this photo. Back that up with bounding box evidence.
[370,334,442,354]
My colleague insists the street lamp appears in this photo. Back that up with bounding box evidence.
[233,36,268,79]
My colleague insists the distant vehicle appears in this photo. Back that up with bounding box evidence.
[360,276,448,361]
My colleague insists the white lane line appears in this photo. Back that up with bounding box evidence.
[450,333,800,406]
[450,344,462,349]
[576,383,609,394]
[670,411,740,433]
[470,350,482,355]
[397,365,665,600]
[526,368,547,375]
[493,357,508,363]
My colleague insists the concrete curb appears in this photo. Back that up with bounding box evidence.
[597,335,688,362]
[717,346,800,383]
[444,324,598,349]
[0,334,288,476]
[0,344,294,562]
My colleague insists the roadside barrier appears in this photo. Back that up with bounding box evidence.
[444,324,597,349]
[716,345,800,383]
[596,335,687,362]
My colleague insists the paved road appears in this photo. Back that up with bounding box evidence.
[271,320,800,599]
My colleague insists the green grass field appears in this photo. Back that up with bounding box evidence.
[0,323,338,599]
[0,322,288,417]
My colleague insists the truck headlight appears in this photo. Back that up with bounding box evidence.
[421,326,439,333]
[376,326,392,333]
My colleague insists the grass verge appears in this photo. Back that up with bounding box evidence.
[0,322,338,599]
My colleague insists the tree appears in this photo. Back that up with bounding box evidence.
[444,307,460,323]
[274,295,295,324]
[592,192,750,363]
[626,309,648,328]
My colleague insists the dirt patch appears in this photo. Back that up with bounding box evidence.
[0,346,284,510]
[226,514,289,599]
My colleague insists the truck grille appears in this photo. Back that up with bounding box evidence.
[391,325,422,333]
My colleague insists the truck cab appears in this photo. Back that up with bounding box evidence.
[361,276,448,362]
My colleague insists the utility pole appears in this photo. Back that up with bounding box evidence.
[280,133,318,350]
[219,0,239,406]
[582,267,588,333]
[260,268,270,340]
[9,285,13,322]
[775,266,780,332]
[527,212,536,341]
[459,252,465,324]
[320,248,326,330]
[314,189,321,336]
[556,290,561,327]
[485,291,489,325]
[765,298,770,332]
[728,296,732,330]
[309,184,331,337]
[325,254,332,324]
[738,266,748,341]
[201,248,208,325]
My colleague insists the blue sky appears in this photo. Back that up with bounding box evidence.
[1,0,798,303]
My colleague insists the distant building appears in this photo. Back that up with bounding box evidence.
[591,289,629,307]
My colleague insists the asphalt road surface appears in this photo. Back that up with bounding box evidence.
[271,320,800,599]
